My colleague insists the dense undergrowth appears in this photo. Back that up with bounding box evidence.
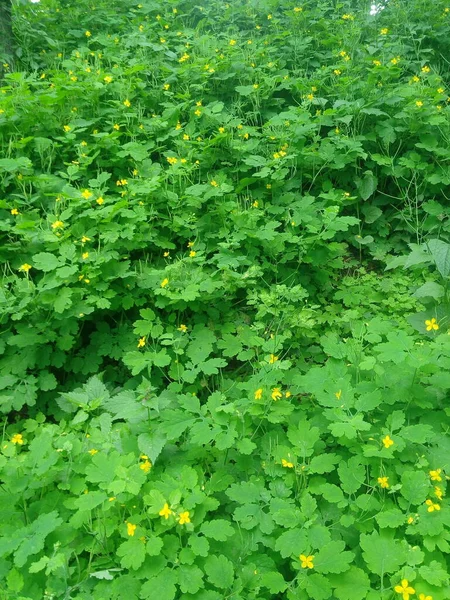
[1,0,450,598]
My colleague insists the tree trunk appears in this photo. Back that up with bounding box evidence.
[0,0,14,76]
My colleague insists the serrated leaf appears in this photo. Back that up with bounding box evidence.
[32,252,61,272]
[200,519,235,541]
[427,239,450,277]
[360,531,407,575]
[204,554,234,589]
[177,564,204,594]
[329,566,371,600]
[315,541,353,574]
[117,538,146,570]
[260,571,287,594]
[140,571,177,600]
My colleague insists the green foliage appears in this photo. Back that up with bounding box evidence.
[1,0,450,598]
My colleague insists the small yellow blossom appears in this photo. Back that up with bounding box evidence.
[11,433,24,445]
[429,469,442,481]
[178,324,188,332]
[19,263,32,273]
[160,38,166,43]
[271,387,283,401]
[395,580,415,600]
[299,554,314,569]
[412,75,420,82]
[163,83,170,90]
[210,180,219,187]
[335,390,342,400]
[85,30,92,37]
[11,208,20,215]
[127,522,136,536]
[140,459,152,473]
[342,13,354,20]
[435,486,443,500]
[282,458,294,468]
[179,53,190,63]
[82,252,89,260]
[194,109,202,116]
[306,93,314,100]
[425,499,441,512]
[407,515,415,524]
[96,197,104,205]
[421,65,431,73]
[418,594,432,600]
[178,511,191,524]
[159,503,173,519]
[51,220,64,230]
[123,99,131,107]
[113,123,120,130]
[380,28,388,34]
[382,435,394,449]
[104,75,113,83]
[267,13,272,19]
[285,391,292,398]
[161,278,169,288]
[391,57,400,65]
[108,496,116,502]
[333,69,342,75]
[63,125,71,132]
[378,476,389,489]
[254,388,263,400]
[373,59,381,66]
[437,87,445,93]
[218,127,225,134]
[269,354,278,364]
[425,318,439,331]
[229,39,237,46]
[416,100,423,107]
[88,449,98,455]
[137,337,146,348]
[294,7,303,12]
[81,189,93,199]
[189,250,196,258]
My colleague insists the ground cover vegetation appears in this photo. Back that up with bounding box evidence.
[1,0,450,597]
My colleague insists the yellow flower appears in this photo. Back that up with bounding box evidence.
[418,594,432,600]
[108,496,116,502]
[127,522,136,536]
[253,83,259,89]
[63,125,71,132]
[189,250,196,257]
[421,65,431,73]
[113,123,120,130]
[194,109,202,116]
[178,324,188,332]
[293,7,303,12]
[425,499,440,512]
[140,459,152,473]
[103,75,113,83]
[373,59,381,66]
[179,53,190,63]
[11,433,23,445]
[137,337,146,348]
[218,127,225,133]
[187,241,194,247]
[96,197,104,205]
[229,39,237,46]
[282,458,294,468]
[159,503,173,519]
[407,515,415,524]
[210,180,219,187]
[254,388,263,400]
[299,554,314,569]
[19,263,32,273]
[178,511,191,525]
[412,75,420,82]
[285,391,292,398]
[378,476,389,489]
[425,318,439,331]
[333,69,342,75]
[167,156,178,165]
[88,449,98,455]
[380,28,388,34]
[160,38,166,44]
[82,252,89,260]
[183,133,190,140]
[271,387,282,401]
[85,30,92,37]
[429,469,442,481]
[335,390,342,400]
[438,87,445,93]
[306,93,314,100]
[416,100,423,107]
[161,278,169,288]
[382,435,394,448]
[395,581,415,600]
[269,354,278,364]
[434,486,443,500]
[163,83,170,90]
[11,208,19,215]
[342,13,354,20]
[123,99,131,107]
[81,189,93,199]
[51,220,64,230]
[391,57,400,65]
[164,251,170,257]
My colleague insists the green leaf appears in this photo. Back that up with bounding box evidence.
[275,528,308,558]
[200,519,235,541]
[260,571,287,594]
[138,432,166,463]
[419,561,449,586]
[314,541,353,574]
[177,564,204,594]
[309,453,340,474]
[14,512,63,567]
[400,471,429,504]
[375,508,405,529]
[204,554,234,589]
[73,491,107,511]
[140,571,177,600]
[338,457,365,494]
[427,239,450,277]
[32,252,61,272]
[329,566,371,600]
[117,538,146,570]
[356,171,378,200]
[189,535,210,557]
[360,531,407,575]
[305,573,333,600]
